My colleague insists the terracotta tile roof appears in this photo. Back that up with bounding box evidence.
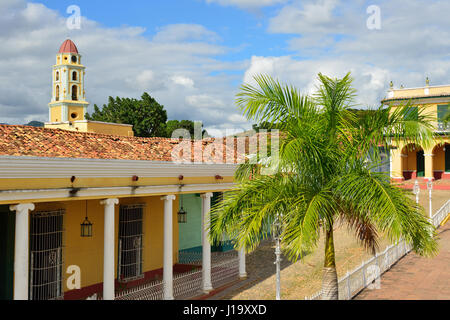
[0,124,244,164]
[58,39,79,54]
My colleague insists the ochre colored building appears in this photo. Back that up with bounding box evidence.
[0,40,247,301]
[383,80,450,181]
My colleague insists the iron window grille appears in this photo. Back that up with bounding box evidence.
[118,204,145,283]
[29,210,65,301]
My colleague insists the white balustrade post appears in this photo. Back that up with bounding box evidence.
[201,193,213,293]
[10,203,35,300]
[100,198,119,300]
[161,195,176,300]
[346,271,351,300]
[238,247,247,279]
[362,261,366,287]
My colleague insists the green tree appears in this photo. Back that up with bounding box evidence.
[166,120,210,139]
[209,73,438,300]
[85,92,168,137]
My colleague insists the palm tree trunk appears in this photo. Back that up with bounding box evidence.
[321,227,339,300]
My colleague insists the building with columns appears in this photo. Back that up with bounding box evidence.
[0,39,248,300]
[0,125,248,300]
[383,80,450,181]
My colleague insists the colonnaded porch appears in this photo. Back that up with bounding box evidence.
[3,192,247,300]
[390,141,450,181]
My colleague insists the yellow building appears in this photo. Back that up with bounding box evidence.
[0,40,247,301]
[382,79,450,181]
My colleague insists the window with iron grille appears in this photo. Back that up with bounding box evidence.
[118,204,145,282]
[29,210,65,300]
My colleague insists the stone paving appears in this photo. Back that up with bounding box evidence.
[355,221,450,300]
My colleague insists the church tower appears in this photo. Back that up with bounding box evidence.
[45,39,134,136]
[48,39,89,123]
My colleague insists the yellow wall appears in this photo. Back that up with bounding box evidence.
[405,149,418,171]
[84,122,134,137]
[33,195,180,292]
[50,106,62,123]
[390,85,450,99]
[44,121,134,137]
[68,106,85,121]
[433,145,446,171]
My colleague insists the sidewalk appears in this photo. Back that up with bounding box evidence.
[355,221,450,300]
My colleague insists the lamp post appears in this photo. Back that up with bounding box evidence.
[413,180,420,205]
[272,212,283,300]
[427,179,433,220]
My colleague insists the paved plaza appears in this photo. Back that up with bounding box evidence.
[355,221,450,300]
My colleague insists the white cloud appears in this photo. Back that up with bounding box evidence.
[0,1,248,134]
[186,94,225,108]
[268,0,342,34]
[259,0,450,107]
[171,75,195,88]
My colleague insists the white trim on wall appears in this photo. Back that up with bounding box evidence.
[0,183,236,202]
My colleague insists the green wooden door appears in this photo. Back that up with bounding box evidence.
[417,150,425,177]
[0,206,15,300]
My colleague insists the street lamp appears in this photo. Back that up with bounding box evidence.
[413,180,420,205]
[272,212,283,300]
[427,179,433,220]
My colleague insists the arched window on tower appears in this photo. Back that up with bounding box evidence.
[56,85,60,101]
[72,71,77,81]
[56,71,59,81]
[72,85,78,101]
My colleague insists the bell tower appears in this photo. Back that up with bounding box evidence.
[48,39,89,123]
[45,39,134,136]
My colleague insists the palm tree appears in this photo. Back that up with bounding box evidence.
[209,73,438,300]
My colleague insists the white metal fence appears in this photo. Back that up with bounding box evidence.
[114,251,239,300]
[306,199,450,300]
[115,278,164,300]
[431,200,450,228]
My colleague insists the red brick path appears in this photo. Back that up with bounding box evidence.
[355,222,450,300]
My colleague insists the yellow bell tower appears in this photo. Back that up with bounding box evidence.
[47,39,89,123]
[45,39,134,136]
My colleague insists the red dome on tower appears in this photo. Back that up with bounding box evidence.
[58,39,79,54]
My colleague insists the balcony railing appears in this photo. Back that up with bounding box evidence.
[436,122,450,133]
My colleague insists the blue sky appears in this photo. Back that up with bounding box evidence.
[1,0,450,136]
[40,0,294,61]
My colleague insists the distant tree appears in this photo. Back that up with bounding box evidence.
[166,119,210,139]
[252,121,279,132]
[25,121,44,127]
[85,92,168,137]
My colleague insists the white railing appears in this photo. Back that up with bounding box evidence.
[431,200,450,228]
[115,278,164,301]
[436,122,450,133]
[114,251,239,300]
[178,250,203,265]
[173,268,203,299]
[211,253,239,289]
[306,199,450,300]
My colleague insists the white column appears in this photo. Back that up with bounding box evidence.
[10,203,34,300]
[201,193,213,293]
[161,195,176,300]
[100,198,118,301]
[238,247,247,279]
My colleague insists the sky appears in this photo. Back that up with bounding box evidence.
[1,0,450,136]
